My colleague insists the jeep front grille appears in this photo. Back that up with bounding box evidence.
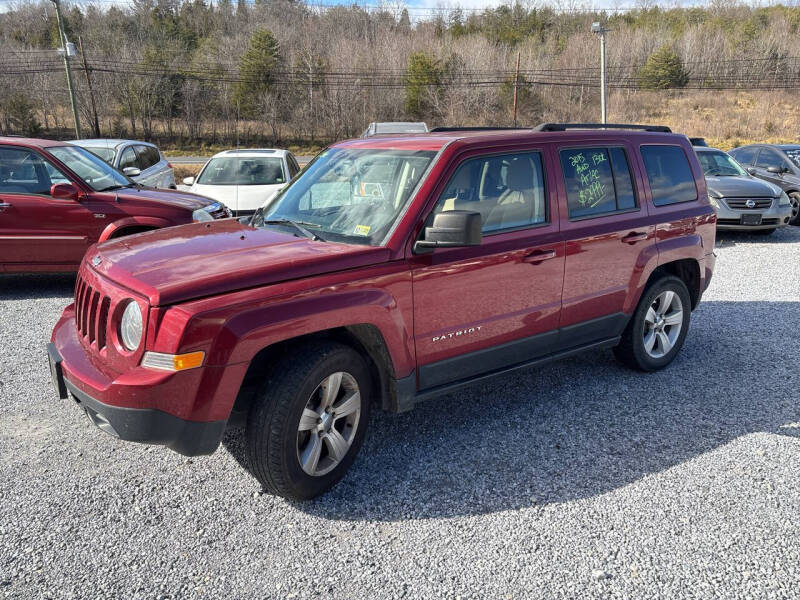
[74,274,110,350]
[724,198,773,210]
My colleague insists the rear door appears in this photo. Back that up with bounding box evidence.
[134,145,161,187]
[556,142,656,343]
[410,148,565,390]
[0,146,93,268]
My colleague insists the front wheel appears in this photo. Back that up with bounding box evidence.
[245,341,372,500]
[788,192,800,225]
[613,276,691,372]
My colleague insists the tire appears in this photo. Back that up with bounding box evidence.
[788,192,800,225]
[749,228,776,235]
[245,341,372,500]
[613,275,692,372]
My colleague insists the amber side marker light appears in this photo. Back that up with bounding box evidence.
[142,351,205,371]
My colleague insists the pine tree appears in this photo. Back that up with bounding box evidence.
[233,28,281,118]
[638,46,690,90]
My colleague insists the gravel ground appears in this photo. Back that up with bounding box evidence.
[1,227,799,599]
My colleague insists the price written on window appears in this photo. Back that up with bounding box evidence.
[569,152,608,208]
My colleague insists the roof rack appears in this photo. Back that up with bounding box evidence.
[429,126,525,132]
[533,123,672,133]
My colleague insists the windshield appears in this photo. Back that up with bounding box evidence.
[47,145,130,191]
[697,150,747,177]
[252,147,436,246]
[79,145,116,164]
[197,157,286,186]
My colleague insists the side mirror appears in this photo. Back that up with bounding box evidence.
[413,210,482,254]
[123,167,141,177]
[50,182,79,200]
[766,165,788,175]
[747,168,757,176]
[183,176,195,186]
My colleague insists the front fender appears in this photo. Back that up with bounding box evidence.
[99,216,176,242]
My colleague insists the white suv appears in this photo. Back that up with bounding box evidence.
[183,149,301,216]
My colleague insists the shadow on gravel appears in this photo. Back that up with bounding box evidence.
[716,225,800,247]
[0,274,76,300]
[220,300,798,521]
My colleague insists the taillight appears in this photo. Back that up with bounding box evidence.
[166,162,173,168]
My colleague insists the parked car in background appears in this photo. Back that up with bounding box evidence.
[71,139,176,189]
[183,149,300,216]
[689,137,708,147]
[0,136,230,272]
[728,143,800,225]
[695,146,792,234]
[360,122,428,138]
[48,123,716,500]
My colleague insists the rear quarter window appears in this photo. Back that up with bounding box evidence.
[640,145,698,206]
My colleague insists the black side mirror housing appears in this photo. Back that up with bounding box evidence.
[414,210,482,254]
[766,166,787,174]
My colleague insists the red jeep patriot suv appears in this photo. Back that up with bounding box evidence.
[0,136,230,272]
[49,124,716,500]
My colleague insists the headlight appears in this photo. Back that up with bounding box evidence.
[119,300,143,351]
[778,191,790,206]
[193,208,213,222]
[708,195,720,209]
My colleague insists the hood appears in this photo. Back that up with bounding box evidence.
[190,183,284,211]
[90,219,390,306]
[112,186,214,211]
[705,175,781,198]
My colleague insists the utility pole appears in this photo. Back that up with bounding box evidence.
[512,51,520,127]
[78,37,100,137]
[591,22,609,125]
[51,0,82,138]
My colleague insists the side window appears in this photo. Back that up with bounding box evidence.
[731,146,756,166]
[560,147,637,218]
[135,146,158,170]
[755,148,787,170]
[119,147,138,171]
[287,154,300,178]
[430,152,547,234]
[0,147,69,195]
[640,145,698,207]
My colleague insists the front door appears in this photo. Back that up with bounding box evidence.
[410,149,565,390]
[0,146,93,268]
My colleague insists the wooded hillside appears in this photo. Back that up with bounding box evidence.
[2,1,800,150]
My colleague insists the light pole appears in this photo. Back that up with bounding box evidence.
[51,0,82,138]
[591,22,609,125]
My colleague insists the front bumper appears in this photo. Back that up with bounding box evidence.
[714,199,792,230]
[49,306,247,456]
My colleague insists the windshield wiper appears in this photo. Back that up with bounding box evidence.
[262,219,325,241]
[97,184,126,192]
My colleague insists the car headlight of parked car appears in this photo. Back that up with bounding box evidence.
[192,207,214,222]
[708,194,720,209]
[119,300,143,351]
[778,191,790,206]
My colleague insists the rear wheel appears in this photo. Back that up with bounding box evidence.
[613,276,691,372]
[788,192,800,225]
[245,341,371,500]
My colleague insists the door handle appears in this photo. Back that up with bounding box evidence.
[622,231,648,244]
[0,202,11,212]
[522,249,557,264]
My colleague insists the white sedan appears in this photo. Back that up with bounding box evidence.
[182,149,302,216]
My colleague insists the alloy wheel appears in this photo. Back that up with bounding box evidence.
[642,290,684,359]
[296,371,361,477]
[790,193,800,223]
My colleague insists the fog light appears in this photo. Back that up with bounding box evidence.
[142,351,205,371]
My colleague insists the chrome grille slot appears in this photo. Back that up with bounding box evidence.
[725,198,773,210]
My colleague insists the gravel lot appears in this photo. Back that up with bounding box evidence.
[1,227,799,599]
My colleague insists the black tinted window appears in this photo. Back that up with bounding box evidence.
[560,147,637,218]
[136,145,159,169]
[640,145,697,206]
[731,147,757,166]
[755,148,787,170]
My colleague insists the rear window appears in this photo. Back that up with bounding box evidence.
[640,145,697,206]
[560,147,637,219]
